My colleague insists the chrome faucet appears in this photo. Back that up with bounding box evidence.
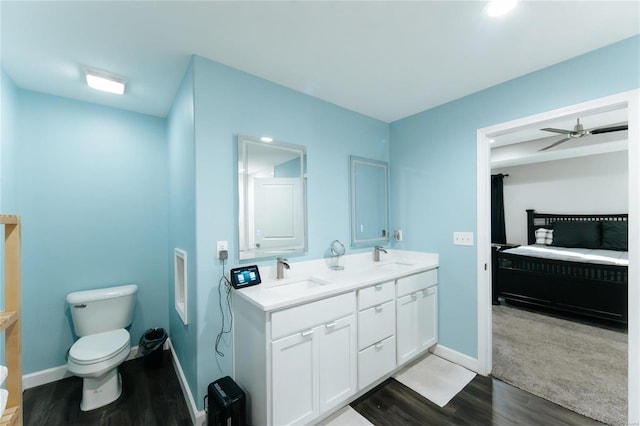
[373,246,388,262]
[276,257,290,279]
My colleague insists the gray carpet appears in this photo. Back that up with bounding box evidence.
[492,305,627,426]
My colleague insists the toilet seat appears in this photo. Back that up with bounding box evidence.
[69,329,129,365]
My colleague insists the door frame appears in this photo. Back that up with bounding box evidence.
[476,89,640,423]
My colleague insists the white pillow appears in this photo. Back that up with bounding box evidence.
[535,228,553,245]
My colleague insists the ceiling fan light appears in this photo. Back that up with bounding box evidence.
[485,0,519,17]
[85,69,126,95]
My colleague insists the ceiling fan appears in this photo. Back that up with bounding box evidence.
[538,118,628,151]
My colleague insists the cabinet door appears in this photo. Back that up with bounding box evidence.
[318,314,357,413]
[417,286,438,350]
[272,330,318,426]
[396,293,419,364]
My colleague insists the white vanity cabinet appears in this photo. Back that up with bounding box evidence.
[396,269,438,364]
[235,291,357,426]
[233,256,439,426]
[356,281,396,389]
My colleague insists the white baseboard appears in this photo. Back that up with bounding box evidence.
[432,344,481,374]
[167,338,207,425]
[23,364,73,390]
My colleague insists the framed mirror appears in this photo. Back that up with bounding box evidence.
[350,156,389,247]
[238,135,307,260]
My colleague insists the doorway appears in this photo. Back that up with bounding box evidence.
[476,89,639,423]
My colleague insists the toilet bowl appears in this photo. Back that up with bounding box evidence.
[67,329,131,411]
[66,284,137,411]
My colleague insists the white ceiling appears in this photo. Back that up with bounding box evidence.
[1,1,638,123]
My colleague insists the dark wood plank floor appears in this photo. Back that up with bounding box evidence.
[351,376,604,426]
[24,350,191,426]
[25,350,604,426]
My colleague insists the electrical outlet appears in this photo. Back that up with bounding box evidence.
[453,232,474,246]
[217,241,228,259]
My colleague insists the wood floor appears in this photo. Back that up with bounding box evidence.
[351,376,604,426]
[24,350,603,426]
[23,350,191,426]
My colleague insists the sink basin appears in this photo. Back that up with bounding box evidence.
[375,261,415,272]
[268,278,330,293]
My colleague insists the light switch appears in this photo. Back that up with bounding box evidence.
[453,232,474,246]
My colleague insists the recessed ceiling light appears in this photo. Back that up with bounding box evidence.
[84,69,126,95]
[260,136,273,143]
[485,0,519,17]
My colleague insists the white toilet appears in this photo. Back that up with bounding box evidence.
[66,284,138,411]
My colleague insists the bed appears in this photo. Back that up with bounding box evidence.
[495,209,628,325]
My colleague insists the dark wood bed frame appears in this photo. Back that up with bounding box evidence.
[496,209,628,325]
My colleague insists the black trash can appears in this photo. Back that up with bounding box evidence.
[139,327,168,369]
[207,376,246,426]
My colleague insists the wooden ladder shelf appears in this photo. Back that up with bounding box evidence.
[0,215,22,426]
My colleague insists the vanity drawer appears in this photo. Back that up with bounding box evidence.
[271,292,355,340]
[358,335,396,389]
[396,269,438,297]
[358,300,395,350]
[358,281,394,310]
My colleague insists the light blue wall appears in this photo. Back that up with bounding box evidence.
[13,90,169,373]
[190,55,389,408]
[1,70,19,221]
[389,35,640,358]
[167,60,198,400]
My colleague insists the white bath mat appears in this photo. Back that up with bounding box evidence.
[394,354,476,407]
[317,406,373,426]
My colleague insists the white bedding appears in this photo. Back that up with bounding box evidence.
[502,244,628,266]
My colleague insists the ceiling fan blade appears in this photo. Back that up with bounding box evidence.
[590,124,628,135]
[541,127,572,135]
[539,137,571,152]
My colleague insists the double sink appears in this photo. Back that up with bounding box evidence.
[232,250,440,312]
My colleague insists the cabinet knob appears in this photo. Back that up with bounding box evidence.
[411,293,418,300]
[301,329,314,337]
[374,305,383,312]
[325,321,337,328]
[375,342,384,350]
[375,284,383,291]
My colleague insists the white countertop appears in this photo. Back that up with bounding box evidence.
[233,250,439,312]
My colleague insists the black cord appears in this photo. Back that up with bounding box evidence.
[215,259,234,357]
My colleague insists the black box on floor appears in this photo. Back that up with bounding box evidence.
[207,376,246,426]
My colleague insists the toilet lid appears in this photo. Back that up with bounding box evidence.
[69,329,130,365]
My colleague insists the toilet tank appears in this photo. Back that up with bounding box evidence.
[67,284,138,337]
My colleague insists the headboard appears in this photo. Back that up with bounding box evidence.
[526,209,628,245]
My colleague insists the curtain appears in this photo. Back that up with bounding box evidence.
[491,174,507,244]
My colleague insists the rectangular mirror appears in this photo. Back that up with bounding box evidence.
[350,156,389,247]
[238,135,307,260]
